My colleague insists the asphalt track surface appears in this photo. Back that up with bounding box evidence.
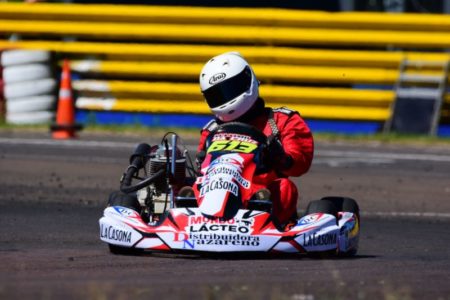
[1,131,450,300]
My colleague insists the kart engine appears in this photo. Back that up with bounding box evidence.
[138,143,186,215]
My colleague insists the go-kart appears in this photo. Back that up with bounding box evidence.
[99,122,360,256]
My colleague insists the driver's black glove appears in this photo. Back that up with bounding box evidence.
[266,136,293,172]
[196,151,206,171]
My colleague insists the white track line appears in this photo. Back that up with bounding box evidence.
[0,137,134,149]
[3,137,450,219]
[2,137,450,163]
[317,150,450,163]
[362,211,450,219]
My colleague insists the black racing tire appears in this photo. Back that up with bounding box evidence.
[108,244,143,255]
[305,199,338,219]
[304,200,339,258]
[107,191,141,213]
[322,197,360,257]
[321,196,360,220]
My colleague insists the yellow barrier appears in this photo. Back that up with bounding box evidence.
[2,40,450,68]
[2,20,450,48]
[70,60,450,85]
[76,98,390,121]
[73,80,395,106]
[1,3,449,122]
[0,3,450,32]
[70,60,401,85]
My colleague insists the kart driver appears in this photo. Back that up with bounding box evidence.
[194,52,314,226]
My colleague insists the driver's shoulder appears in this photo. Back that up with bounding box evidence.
[201,119,220,132]
[270,106,306,132]
[272,106,298,117]
[271,106,301,124]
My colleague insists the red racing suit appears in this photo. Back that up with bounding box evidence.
[197,106,314,224]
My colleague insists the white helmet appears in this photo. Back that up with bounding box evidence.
[199,52,259,122]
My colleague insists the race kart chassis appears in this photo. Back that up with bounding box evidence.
[99,127,360,256]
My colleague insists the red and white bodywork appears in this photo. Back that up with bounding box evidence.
[99,123,359,256]
[100,206,359,254]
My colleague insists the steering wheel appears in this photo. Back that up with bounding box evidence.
[205,122,268,148]
[204,122,269,174]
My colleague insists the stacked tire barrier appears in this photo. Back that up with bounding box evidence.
[1,49,57,124]
[0,4,449,134]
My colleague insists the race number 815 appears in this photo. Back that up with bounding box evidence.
[207,140,257,154]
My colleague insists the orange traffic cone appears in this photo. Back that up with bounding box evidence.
[50,59,82,139]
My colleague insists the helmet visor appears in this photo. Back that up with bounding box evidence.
[203,66,252,108]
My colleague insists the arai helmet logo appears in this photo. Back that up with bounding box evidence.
[209,73,226,85]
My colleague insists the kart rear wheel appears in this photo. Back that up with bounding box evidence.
[321,196,359,219]
[305,199,338,219]
[108,244,142,255]
[304,200,339,258]
[107,191,141,213]
[322,197,360,257]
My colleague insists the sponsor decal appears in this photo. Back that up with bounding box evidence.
[173,233,260,249]
[173,232,195,249]
[188,216,249,225]
[188,215,252,233]
[189,216,251,226]
[340,218,356,234]
[298,213,321,225]
[204,165,250,189]
[197,153,250,190]
[207,140,257,154]
[303,233,336,247]
[208,153,244,169]
[209,72,226,84]
[208,134,258,154]
[212,133,257,144]
[346,235,358,251]
[189,223,249,234]
[190,233,260,246]
[100,224,132,243]
[189,216,236,225]
[114,206,136,216]
[172,217,257,249]
[199,178,238,196]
